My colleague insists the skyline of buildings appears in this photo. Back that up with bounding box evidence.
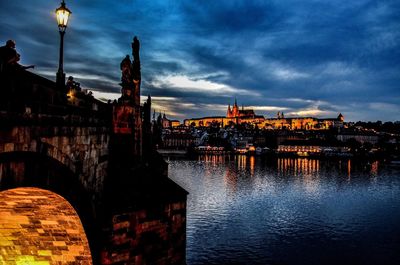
[158,98,345,130]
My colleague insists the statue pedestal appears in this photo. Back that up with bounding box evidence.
[113,105,134,134]
[112,102,142,158]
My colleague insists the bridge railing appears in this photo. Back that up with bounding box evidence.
[0,69,112,126]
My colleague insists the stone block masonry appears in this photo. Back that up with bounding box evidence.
[0,187,92,264]
[101,201,186,265]
[0,124,110,194]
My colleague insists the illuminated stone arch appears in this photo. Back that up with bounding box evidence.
[0,187,92,264]
[0,151,100,261]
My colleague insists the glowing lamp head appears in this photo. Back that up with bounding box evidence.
[56,0,71,32]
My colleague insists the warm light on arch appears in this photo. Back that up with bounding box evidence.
[0,187,92,264]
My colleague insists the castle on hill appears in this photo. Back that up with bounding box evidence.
[226,98,261,119]
[183,99,344,130]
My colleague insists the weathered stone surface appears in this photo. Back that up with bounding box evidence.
[101,200,186,265]
[0,187,92,264]
[0,125,110,194]
[0,49,187,265]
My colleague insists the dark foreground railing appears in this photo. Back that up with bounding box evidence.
[0,68,112,126]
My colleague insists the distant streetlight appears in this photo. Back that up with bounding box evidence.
[55,0,71,90]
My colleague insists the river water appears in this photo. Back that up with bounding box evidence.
[168,156,400,265]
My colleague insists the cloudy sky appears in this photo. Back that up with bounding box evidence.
[1,0,399,121]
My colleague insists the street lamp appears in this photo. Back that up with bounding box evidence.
[55,0,71,90]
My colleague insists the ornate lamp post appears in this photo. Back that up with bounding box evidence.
[55,0,71,90]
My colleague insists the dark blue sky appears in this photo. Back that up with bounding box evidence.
[1,0,399,121]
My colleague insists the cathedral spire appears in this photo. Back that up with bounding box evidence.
[227,103,232,118]
[338,113,344,122]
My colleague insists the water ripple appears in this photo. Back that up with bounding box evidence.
[168,157,400,265]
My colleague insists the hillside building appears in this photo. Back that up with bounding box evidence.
[184,99,344,130]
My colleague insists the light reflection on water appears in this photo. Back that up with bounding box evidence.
[168,155,400,265]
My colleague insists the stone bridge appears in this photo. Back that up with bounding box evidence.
[0,68,187,264]
[1,70,111,206]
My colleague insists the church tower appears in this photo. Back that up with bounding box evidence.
[232,98,239,117]
[227,104,232,118]
[337,113,344,122]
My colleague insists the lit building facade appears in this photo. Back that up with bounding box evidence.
[184,100,345,130]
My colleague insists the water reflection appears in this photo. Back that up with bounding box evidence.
[371,160,378,176]
[197,155,381,176]
[168,156,399,265]
[277,157,320,177]
[224,164,238,194]
[198,154,226,165]
[348,159,351,178]
[193,155,383,196]
[249,155,255,176]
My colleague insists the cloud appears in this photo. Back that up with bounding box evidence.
[91,91,120,102]
[248,105,289,111]
[319,62,361,77]
[150,75,261,97]
[369,102,400,113]
[1,0,399,121]
[286,109,335,118]
[271,68,310,80]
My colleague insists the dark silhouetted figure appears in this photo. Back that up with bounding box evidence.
[66,76,81,91]
[120,55,132,86]
[0,40,34,73]
[0,40,17,73]
[132,36,140,82]
[13,53,34,70]
[120,55,133,101]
